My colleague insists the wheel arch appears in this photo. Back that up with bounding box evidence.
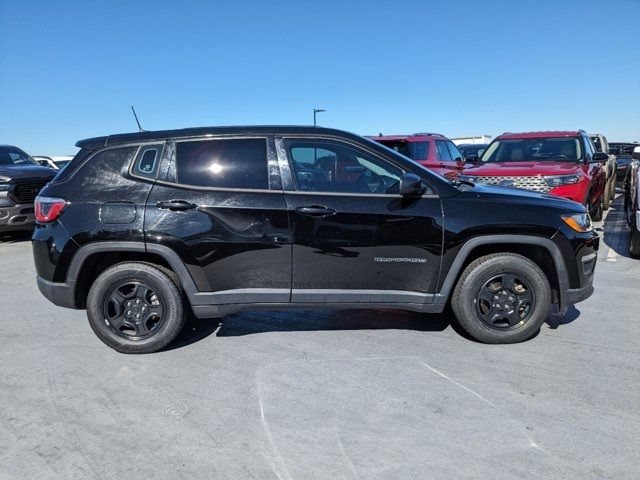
[67,242,198,308]
[435,235,569,311]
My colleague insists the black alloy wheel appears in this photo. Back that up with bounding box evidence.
[103,281,165,339]
[475,273,535,329]
[86,262,185,354]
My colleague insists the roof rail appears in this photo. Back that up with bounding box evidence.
[412,132,444,137]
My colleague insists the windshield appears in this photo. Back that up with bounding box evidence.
[459,144,487,157]
[375,140,430,161]
[0,146,37,166]
[480,137,583,163]
[589,136,603,152]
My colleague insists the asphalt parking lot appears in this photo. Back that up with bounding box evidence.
[0,196,638,480]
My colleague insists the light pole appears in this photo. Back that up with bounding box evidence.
[313,108,326,127]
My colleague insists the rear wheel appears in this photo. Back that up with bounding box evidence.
[451,253,551,344]
[86,262,186,353]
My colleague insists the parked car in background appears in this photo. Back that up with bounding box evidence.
[459,131,608,220]
[33,155,74,170]
[370,132,465,179]
[32,126,598,353]
[588,133,616,209]
[0,145,56,233]
[458,143,489,163]
[623,146,640,257]
[611,142,640,186]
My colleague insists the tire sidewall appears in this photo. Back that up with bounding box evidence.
[87,265,184,353]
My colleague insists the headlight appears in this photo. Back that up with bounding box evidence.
[544,174,583,187]
[561,213,592,232]
[0,182,10,197]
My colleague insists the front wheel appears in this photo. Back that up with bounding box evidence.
[86,262,186,353]
[590,196,604,221]
[451,253,551,344]
[630,214,640,258]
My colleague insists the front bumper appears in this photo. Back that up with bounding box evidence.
[0,203,36,231]
[36,275,76,309]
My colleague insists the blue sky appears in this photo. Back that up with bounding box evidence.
[1,0,639,155]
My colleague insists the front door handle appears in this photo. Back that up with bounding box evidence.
[295,205,336,217]
[156,200,197,211]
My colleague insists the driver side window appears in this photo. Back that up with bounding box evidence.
[285,140,404,194]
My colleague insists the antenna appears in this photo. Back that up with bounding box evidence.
[130,105,146,132]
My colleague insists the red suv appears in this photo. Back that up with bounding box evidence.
[459,131,608,220]
[370,133,465,179]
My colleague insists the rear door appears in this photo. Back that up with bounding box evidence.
[277,136,443,305]
[144,136,291,304]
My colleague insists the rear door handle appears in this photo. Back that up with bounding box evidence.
[295,205,336,217]
[156,200,197,211]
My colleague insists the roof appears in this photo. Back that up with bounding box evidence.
[368,133,446,142]
[76,125,364,149]
[497,131,582,140]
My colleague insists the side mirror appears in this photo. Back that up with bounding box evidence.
[399,173,425,197]
[464,154,478,163]
[633,146,640,161]
[592,152,608,164]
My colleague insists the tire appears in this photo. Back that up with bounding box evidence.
[451,253,551,344]
[603,178,612,210]
[630,215,640,258]
[86,262,186,354]
[590,196,603,221]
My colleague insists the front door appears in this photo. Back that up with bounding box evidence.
[277,137,443,304]
[145,136,291,305]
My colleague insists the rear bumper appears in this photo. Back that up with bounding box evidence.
[36,275,76,309]
[0,203,36,231]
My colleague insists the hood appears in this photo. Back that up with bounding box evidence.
[0,164,57,182]
[462,182,585,213]
[463,161,582,176]
[0,165,58,182]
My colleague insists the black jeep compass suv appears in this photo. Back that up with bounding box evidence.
[32,126,599,353]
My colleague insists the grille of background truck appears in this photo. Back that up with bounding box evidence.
[471,175,550,193]
[10,180,49,204]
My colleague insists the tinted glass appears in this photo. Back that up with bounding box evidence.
[583,136,595,159]
[375,140,430,161]
[133,144,162,179]
[286,140,404,194]
[435,140,452,161]
[481,138,583,163]
[0,146,37,166]
[590,136,603,152]
[446,141,463,161]
[459,144,487,157]
[175,138,268,189]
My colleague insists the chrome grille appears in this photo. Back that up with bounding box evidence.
[472,175,550,193]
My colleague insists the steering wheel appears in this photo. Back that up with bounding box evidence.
[551,154,570,160]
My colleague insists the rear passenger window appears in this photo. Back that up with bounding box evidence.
[175,138,268,189]
[133,144,162,179]
[435,140,452,161]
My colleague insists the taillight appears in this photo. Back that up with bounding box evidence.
[35,196,68,223]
